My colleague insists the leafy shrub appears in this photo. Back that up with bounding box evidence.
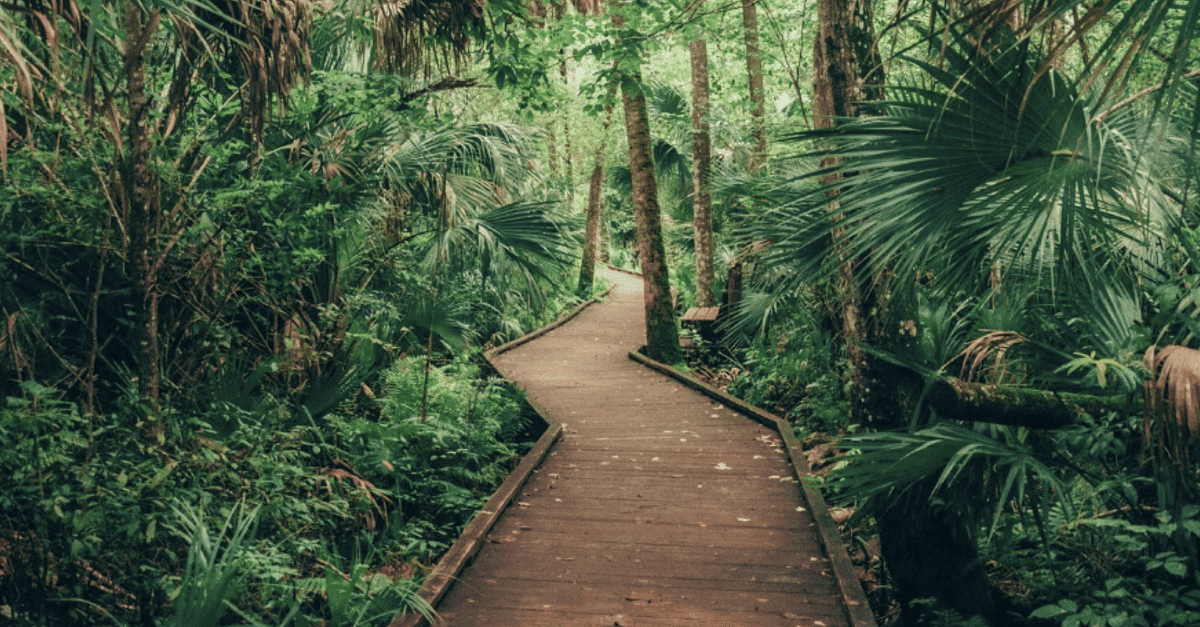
[1028,507,1200,626]
[728,320,849,436]
[0,355,536,626]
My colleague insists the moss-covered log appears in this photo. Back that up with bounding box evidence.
[927,378,1127,429]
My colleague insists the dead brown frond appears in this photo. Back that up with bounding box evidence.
[1143,345,1200,471]
[372,0,486,77]
[955,330,1027,385]
[316,459,395,531]
[201,0,313,141]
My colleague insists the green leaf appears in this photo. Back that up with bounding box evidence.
[1032,604,1069,618]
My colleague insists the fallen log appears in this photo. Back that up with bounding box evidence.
[926,378,1128,429]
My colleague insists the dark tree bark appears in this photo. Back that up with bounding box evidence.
[124,2,163,410]
[813,0,886,427]
[813,0,999,622]
[560,52,574,207]
[577,162,605,295]
[690,32,716,307]
[610,7,681,363]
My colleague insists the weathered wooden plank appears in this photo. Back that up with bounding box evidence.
[433,606,843,627]
[437,578,846,613]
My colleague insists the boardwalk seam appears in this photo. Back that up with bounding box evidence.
[387,285,615,627]
[627,348,879,627]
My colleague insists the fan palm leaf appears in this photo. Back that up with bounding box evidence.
[834,421,1073,543]
[763,27,1180,303]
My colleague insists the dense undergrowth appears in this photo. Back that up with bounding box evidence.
[0,353,550,626]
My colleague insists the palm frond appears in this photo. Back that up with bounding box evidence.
[1145,345,1200,445]
[446,200,577,292]
[834,422,1072,543]
[771,26,1179,300]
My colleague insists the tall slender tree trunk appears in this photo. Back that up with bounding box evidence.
[610,7,681,363]
[124,2,163,410]
[560,52,575,207]
[622,82,681,363]
[742,0,768,173]
[546,123,559,178]
[690,30,716,308]
[813,0,887,426]
[578,100,616,295]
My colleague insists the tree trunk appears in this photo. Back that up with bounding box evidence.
[578,162,604,295]
[813,0,880,427]
[690,33,716,307]
[622,86,681,363]
[927,378,1125,429]
[578,83,617,295]
[124,2,163,411]
[742,0,768,173]
[546,123,559,178]
[560,52,574,207]
[611,7,681,363]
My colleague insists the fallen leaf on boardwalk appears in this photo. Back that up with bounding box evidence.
[795,506,806,512]
[737,517,752,522]
[714,462,730,470]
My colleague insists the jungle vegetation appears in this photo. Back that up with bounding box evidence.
[1,0,1198,625]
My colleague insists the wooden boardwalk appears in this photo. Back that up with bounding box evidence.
[425,269,869,627]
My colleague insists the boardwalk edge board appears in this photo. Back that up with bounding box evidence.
[627,348,879,627]
[388,283,616,627]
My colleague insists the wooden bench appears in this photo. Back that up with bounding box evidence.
[681,306,721,346]
[681,306,720,325]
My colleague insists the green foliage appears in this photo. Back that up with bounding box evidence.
[0,356,535,625]
[1028,508,1200,627]
[727,317,848,436]
[169,502,259,627]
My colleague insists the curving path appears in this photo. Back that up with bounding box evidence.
[430,268,864,627]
